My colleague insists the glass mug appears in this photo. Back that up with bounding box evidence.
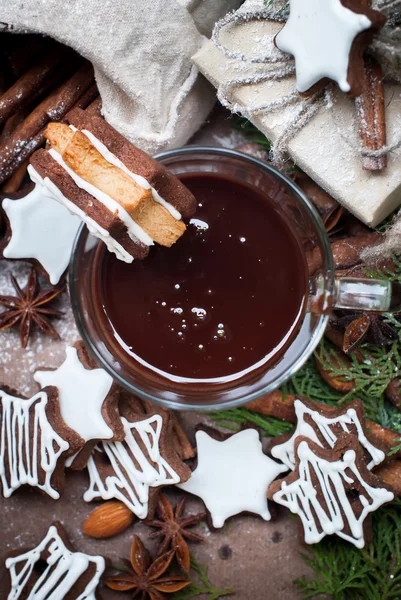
[69,147,400,411]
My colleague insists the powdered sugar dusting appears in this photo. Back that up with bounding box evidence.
[0,261,79,396]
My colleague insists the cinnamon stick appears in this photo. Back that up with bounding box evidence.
[85,96,102,117]
[169,414,196,460]
[0,47,74,126]
[245,392,401,457]
[355,56,387,171]
[375,460,401,496]
[71,84,99,112]
[1,158,29,193]
[0,62,94,183]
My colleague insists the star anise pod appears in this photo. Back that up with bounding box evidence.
[330,310,398,354]
[104,534,190,599]
[145,495,206,572]
[0,268,64,348]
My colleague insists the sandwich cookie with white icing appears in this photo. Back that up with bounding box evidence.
[29,108,197,262]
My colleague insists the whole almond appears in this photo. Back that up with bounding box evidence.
[83,501,134,539]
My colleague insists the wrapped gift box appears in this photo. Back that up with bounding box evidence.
[193,15,401,227]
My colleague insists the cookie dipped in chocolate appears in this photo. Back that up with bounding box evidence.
[95,174,307,383]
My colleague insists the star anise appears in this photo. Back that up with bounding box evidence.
[330,310,398,354]
[0,268,64,348]
[145,495,206,572]
[104,534,190,599]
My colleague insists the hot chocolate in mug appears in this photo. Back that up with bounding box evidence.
[69,148,400,410]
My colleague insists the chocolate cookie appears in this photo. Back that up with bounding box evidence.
[34,341,124,470]
[83,394,191,519]
[5,522,106,599]
[29,108,197,262]
[275,0,386,96]
[178,426,287,528]
[0,386,80,499]
[270,397,386,471]
[268,434,394,547]
[0,182,81,285]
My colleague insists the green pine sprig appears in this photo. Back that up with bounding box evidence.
[210,405,294,437]
[294,500,401,600]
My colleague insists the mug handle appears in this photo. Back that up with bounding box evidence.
[333,277,401,312]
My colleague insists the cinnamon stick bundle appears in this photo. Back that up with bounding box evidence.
[0,47,75,126]
[0,61,95,184]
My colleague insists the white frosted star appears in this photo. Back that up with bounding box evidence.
[275,0,372,93]
[177,429,287,527]
[34,347,114,442]
[2,185,81,285]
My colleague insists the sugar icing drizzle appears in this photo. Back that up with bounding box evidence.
[0,390,69,500]
[84,414,180,517]
[6,524,105,600]
[272,440,394,548]
[271,399,385,471]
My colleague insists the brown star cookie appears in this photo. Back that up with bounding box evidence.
[268,434,394,547]
[5,522,106,599]
[83,393,191,519]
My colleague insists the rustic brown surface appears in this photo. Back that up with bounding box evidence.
[0,105,310,599]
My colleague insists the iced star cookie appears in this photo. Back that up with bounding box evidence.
[34,341,124,469]
[0,386,80,500]
[5,522,106,599]
[275,0,386,95]
[178,427,287,528]
[0,183,81,285]
[270,397,386,471]
[83,395,191,519]
[268,435,394,548]
[29,107,197,263]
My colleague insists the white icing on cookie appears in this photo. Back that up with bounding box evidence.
[2,184,81,285]
[6,524,105,600]
[272,440,394,548]
[275,0,372,93]
[80,128,182,221]
[48,147,154,247]
[28,165,134,263]
[178,429,287,528]
[34,346,114,443]
[271,399,385,471]
[84,414,180,518]
[0,390,69,499]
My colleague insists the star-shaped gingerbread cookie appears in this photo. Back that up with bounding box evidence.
[275,0,386,95]
[0,183,81,285]
[6,522,106,599]
[270,397,386,471]
[178,428,287,528]
[34,341,124,467]
[268,435,394,548]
